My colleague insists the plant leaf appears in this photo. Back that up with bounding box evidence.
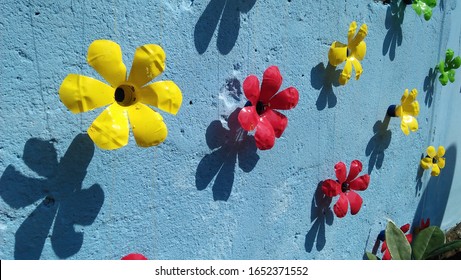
[386,221,412,260]
[412,226,445,260]
[365,252,380,260]
[425,240,461,259]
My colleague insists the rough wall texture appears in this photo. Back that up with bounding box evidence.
[0,0,460,260]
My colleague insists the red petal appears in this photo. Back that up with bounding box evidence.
[321,179,341,197]
[381,241,387,253]
[238,106,259,131]
[383,249,391,260]
[260,66,282,103]
[121,253,148,260]
[421,218,430,229]
[349,174,370,191]
[333,192,348,218]
[334,162,347,183]
[346,160,363,182]
[254,117,275,150]
[346,190,363,215]
[243,75,260,105]
[268,87,299,110]
[260,108,287,138]
[400,223,410,233]
[406,234,413,244]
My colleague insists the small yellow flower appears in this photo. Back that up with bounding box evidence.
[59,40,182,150]
[328,21,367,85]
[395,89,419,135]
[420,146,446,176]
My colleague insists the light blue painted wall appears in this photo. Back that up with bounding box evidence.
[0,0,460,259]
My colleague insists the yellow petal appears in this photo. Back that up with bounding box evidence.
[351,58,363,80]
[128,44,166,87]
[420,157,433,170]
[427,146,436,158]
[437,157,446,169]
[400,115,418,135]
[59,74,114,113]
[431,164,440,176]
[339,59,352,85]
[88,103,129,150]
[352,41,367,61]
[350,24,368,47]
[87,40,127,88]
[347,21,358,44]
[328,41,348,66]
[437,146,446,157]
[400,89,410,104]
[128,103,167,147]
[139,81,182,115]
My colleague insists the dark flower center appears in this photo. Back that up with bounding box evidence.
[341,182,350,193]
[347,48,351,57]
[432,157,438,164]
[256,101,265,115]
[114,84,137,106]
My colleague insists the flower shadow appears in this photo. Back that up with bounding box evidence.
[424,67,437,107]
[310,62,341,110]
[194,0,257,55]
[195,108,259,201]
[365,116,392,174]
[304,182,334,252]
[383,0,406,61]
[0,134,104,259]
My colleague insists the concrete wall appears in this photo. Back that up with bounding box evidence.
[0,0,460,259]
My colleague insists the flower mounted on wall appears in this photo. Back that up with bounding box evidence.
[59,40,182,150]
[328,21,368,85]
[238,66,299,150]
[420,146,445,176]
[387,89,420,135]
[321,160,370,218]
[412,0,437,21]
[437,48,461,86]
[121,253,148,260]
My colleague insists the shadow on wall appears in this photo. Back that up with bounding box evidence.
[365,116,392,174]
[0,134,104,259]
[383,0,406,61]
[195,108,259,201]
[424,67,437,107]
[305,183,334,253]
[412,145,457,227]
[194,0,256,55]
[310,62,341,110]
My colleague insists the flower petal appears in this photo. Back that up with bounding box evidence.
[88,103,129,150]
[346,190,363,215]
[353,41,367,61]
[59,74,114,113]
[347,21,358,44]
[400,224,410,233]
[437,157,446,169]
[431,164,441,176]
[321,179,341,197]
[254,117,275,150]
[260,108,287,138]
[350,58,363,80]
[437,146,446,157]
[128,44,166,87]
[243,75,260,105]
[328,41,348,66]
[333,192,348,218]
[346,160,363,182]
[334,161,347,183]
[260,66,282,103]
[349,174,370,191]
[128,103,167,147]
[427,146,437,158]
[339,59,352,85]
[350,23,368,47]
[420,157,433,170]
[268,87,299,110]
[238,106,259,131]
[382,249,391,260]
[139,81,182,115]
[87,40,127,88]
[400,115,418,135]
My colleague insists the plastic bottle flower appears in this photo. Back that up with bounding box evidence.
[321,160,370,218]
[380,223,413,260]
[328,21,367,85]
[59,40,182,150]
[121,253,148,260]
[387,89,420,135]
[412,0,437,21]
[420,146,446,176]
[437,49,461,86]
[238,66,299,150]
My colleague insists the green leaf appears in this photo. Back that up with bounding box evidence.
[425,240,461,259]
[386,221,412,260]
[365,252,380,260]
[412,226,445,260]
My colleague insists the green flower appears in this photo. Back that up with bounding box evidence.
[412,0,437,21]
[437,49,461,86]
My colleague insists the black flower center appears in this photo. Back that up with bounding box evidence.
[114,84,137,106]
[341,182,350,193]
[256,101,265,115]
[432,157,438,164]
[347,48,351,57]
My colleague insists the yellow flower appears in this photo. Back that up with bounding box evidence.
[420,146,446,176]
[395,89,419,135]
[328,21,368,85]
[59,40,182,150]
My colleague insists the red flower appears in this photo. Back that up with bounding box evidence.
[238,66,299,150]
[381,224,413,260]
[321,160,370,218]
[121,253,148,260]
[414,218,431,234]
